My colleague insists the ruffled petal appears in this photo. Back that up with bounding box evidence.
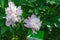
[5,2,22,27]
[16,6,22,15]
[31,14,36,19]
[6,20,11,26]
[17,16,21,22]
[24,19,30,23]
[8,2,16,13]
[5,8,11,14]
[24,24,31,28]
[12,21,15,27]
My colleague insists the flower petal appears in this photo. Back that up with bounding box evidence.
[16,6,22,15]
[6,20,11,26]
[24,24,31,28]
[12,21,15,27]
[31,14,36,19]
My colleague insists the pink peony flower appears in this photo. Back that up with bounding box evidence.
[24,14,42,34]
[5,2,22,26]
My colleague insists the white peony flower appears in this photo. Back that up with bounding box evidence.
[24,14,42,34]
[5,2,22,26]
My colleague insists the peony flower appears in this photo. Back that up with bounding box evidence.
[24,14,42,34]
[5,2,22,26]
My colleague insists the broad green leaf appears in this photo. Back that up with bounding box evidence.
[1,26,8,35]
[54,22,60,28]
[0,0,5,8]
[28,30,44,40]
[46,0,60,5]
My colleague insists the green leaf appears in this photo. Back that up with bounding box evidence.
[46,0,60,5]
[1,26,8,35]
[0,0,4,8]
[34,8,39,15]
[54,22,60,28]
[27,30,44,40]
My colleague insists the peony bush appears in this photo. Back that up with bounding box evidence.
[0,0,60,40]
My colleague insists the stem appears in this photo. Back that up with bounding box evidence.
[12,26,16,40]
[53,5,58,11]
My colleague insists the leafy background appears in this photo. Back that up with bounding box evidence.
[0,0,60,40]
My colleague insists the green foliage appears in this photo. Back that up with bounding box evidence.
[28,30,44,40]
[0,0,60,40]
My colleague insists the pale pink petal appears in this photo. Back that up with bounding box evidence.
[5,2,22,27]
[24,19,30,23]
[28,17,31,21]
[24,24,31,28]
[8,2,15,8]
[12,21,15,26]
[16,6,22,15]
[24,14,41,34]
[6,20,11,26]
[8,2,16,13]
[5,8,11,14]
[17,16,21,22]
[31,14,36,19]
